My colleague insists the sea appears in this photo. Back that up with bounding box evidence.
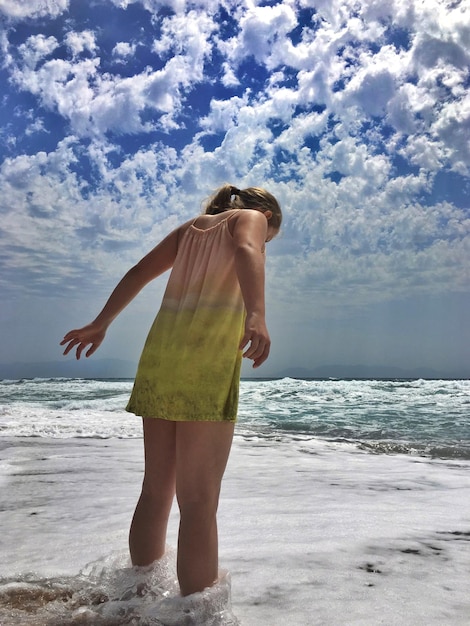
[1,376,469,625]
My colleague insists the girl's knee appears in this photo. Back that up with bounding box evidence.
[139,483,175,510]
[176,490,219,519]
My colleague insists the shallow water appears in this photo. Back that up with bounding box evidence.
[0,549,241,625]
[1,378,469,624]
[1,436,470,625]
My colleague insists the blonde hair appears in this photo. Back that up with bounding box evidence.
[204,183,282,230]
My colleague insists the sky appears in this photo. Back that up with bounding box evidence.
[0,0,469,379]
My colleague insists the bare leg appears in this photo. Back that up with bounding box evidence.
[129,418,177,566]
[175,421,235,596]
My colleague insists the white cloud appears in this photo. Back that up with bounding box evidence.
[17,34,59,69]
[218,0,470,182]
[220,61,239,87]
[25,116,48,136]
[65,30,97,56]
[0,137,183,296]
[110,0,188,13]
[10,53,170,137]
[152,9,215,64]
[401,135,446,172]
[275,111,328,152]
[0,0,69,19]
[113,42,137,59]
[339,47,404,117]
[200,94,248,133]
[6,9,218,138]
[429,92,470,176]
[230,3,298,67]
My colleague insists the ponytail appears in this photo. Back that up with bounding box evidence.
[204,183,282,229]
[204,183,240,215]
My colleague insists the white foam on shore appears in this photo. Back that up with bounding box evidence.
[1,436,469,625]
[0,549,238,625]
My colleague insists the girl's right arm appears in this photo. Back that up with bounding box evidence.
[61,225,183,360]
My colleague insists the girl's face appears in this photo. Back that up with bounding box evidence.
[266,224,279,243]
[255,208,280,242]
[251,207,280,242]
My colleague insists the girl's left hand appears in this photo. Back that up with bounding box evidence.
[239,312,271,368]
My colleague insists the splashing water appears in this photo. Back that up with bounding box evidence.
[0,549,240,625]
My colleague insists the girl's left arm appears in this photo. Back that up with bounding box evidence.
[61,226,181,360]
[232,210,271,368]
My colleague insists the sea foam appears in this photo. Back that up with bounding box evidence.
[0,548,239,625]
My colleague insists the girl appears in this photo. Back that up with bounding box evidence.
[61,183,282,597]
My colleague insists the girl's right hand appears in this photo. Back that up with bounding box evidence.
[60,323,106,360]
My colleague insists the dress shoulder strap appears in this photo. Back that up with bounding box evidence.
[191,209,242,231]
[225,208,243,221]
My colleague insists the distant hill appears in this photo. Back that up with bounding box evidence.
[0,359,137,380]
[276,364,467,380]
[0,360,466,381]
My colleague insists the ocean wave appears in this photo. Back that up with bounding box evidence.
[1,377,469,459]
[356,440,470,461]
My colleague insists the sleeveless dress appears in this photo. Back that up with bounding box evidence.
[126,211,246,422]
